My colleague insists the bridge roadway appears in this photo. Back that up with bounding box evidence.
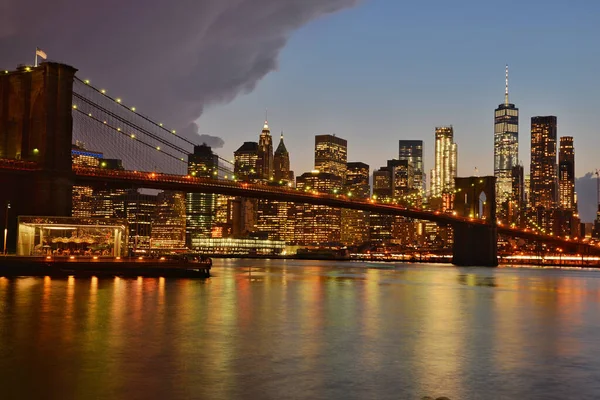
[70,166,598,251]
[1,160,597,254]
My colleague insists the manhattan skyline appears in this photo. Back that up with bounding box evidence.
[1,1,599,182]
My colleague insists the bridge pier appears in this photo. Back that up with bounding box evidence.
[452,176,498,267]
[0,62,77,252]
[452,224,498,266]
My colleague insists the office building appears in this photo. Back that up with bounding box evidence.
[509,164,525,227]
[294,171,343,245]
[431,126,457,202]
[558,136,575,210]
[256,120,274,181]
[234,141,259,182]
[530,116,558,233]
[314,134,347,179]
[186,144,218,248]
[399,140,424,198]
[341,162,370,246]
[494,65,519,214]
[274,133,294,184]
[530,116,558,210]
[151,191,186,249]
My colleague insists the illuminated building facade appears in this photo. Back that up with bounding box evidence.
[509,164,525,227]
[370,167,393,242]
[557,136,578,236]
[151,191,186,249]
[558,136,575,210]
[71,145,102,218]
[234,142,259,181]
[274,133,294,183]
[398,140,424,198]
[256,133,295,242]
[256,120,274,181]
[431,126,457,202]
[530,116,558,210]
[341,162,370,246]
[494,65,519,216]
[120,190,157,251]
[294,171,343,245]
[530,116,558,233]
[186,144,218,248]
[314,134,347,179]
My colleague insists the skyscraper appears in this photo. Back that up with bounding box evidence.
[256,120,274,181]
[494,65,519,212]
[314,134,347,179]
[274,132,294,183]
[530,116,558,210]
[234,142,259,181]
[341,162,370,246]
[294,171,343,245]
[186,144,218,249]
[398,140,424,197]
[431,126,457,200]
[558,136,575,210]
[152,191,186,249]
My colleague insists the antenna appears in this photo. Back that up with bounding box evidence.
[505,64,509,105]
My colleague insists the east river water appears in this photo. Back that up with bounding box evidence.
[1,259,600,399]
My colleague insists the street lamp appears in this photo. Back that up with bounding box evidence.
[4,201,11,255]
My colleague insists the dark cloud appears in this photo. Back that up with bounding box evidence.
[0,0,358,148]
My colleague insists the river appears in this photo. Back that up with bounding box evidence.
[1,259,599,399]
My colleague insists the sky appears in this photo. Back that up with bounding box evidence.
[2,0,600,218]
[197,0,600,181]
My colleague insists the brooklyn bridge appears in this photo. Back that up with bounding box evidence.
[0,62,597,266]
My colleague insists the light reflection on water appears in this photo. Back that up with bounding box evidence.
[1,260,600,399]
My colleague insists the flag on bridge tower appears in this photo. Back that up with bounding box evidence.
[34,47,47,67]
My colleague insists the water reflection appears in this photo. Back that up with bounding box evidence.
[1,261,600,399]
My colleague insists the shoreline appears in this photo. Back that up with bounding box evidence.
[0,254,598,277]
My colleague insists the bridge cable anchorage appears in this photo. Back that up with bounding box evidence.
[74,77,233,168]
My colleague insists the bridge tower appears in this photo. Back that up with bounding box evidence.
[452,176,498,266]
[0,62,77,251]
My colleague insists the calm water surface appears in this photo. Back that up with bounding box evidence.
[1,259,600,399]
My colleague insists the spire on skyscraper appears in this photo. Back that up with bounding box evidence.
[505,64,509,105]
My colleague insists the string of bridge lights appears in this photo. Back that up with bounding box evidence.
[72,104,234,176]
[71,105,185,163]
[74,77,234,167]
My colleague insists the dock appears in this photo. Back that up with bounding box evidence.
[0,256,211,278]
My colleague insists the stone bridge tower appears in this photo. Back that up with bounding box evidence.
[452,176,498,266]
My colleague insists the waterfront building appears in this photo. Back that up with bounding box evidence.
[256,120,274,181]
[530,116,558,232]
[234,141,259,182]
[398,140,424,199]
[509,164,525,227]
[186,144,218,247]
[341,162,370,246]
[558,136,579,236]
[494,65,519,219]
[120,190,157,251]
[558,136,575,211]
[370,167,393,242]
[294,171,343,245]
[256,133,295,242]
[71,145,102,218]
[314,134,347,179]
[431,126,457,205]
[151,191,186,249]
[274,133,294,184]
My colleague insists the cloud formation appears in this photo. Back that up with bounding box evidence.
[0,0,358,148]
